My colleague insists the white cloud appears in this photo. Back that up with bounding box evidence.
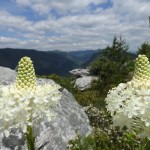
[0,37,19,43]
[0,0,150,52]
[15,0,106,14]
[0,11,33,32]
[15,0,31,6]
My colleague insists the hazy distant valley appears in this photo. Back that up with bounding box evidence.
[0,48,100,76]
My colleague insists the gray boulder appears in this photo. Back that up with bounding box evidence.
[75,76,98,91]
[0,66,16,85]
[69,69,90,77]
[0,67,92,150]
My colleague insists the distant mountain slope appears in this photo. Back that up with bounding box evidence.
[68,50,100,63]
[81,50,103,67]
[50,50,100,66]
[0,48,77,76]
[82,50,137,67]
[48,50,83,65]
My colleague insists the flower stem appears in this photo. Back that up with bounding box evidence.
[26,125,35,150]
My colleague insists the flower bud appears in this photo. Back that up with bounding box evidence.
[15,56,36,91]
[132,55,150,86]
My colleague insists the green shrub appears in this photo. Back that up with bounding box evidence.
[68,128,142,150]
[74,90,103,108]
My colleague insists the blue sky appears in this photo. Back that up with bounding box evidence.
[0,0,149,52]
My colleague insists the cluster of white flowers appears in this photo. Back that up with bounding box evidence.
[106,55,150,139]
[0,57,61,137]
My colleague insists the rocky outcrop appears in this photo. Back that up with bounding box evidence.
[70,68,98,91]
[0,66,16,85]
[74,76,98,91]
[0,67,92,150]
[69,69,90,77]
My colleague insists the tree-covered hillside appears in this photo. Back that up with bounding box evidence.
[0,48,103,76]
[0,48,77,76]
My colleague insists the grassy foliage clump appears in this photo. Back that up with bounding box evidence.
[73,90,104,108]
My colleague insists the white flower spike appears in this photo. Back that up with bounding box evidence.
[0,56,61,139]
[106,54,150,139]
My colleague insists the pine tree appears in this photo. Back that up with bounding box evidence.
[138,42,150,60]
[90,36,133,95]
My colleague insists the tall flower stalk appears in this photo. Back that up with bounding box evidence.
[16,57,36,150]
[0,56,61,149]
[106,55,150,139]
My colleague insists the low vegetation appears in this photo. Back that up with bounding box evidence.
[68,105,143,150]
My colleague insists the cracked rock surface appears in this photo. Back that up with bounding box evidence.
[0,67,92,150]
